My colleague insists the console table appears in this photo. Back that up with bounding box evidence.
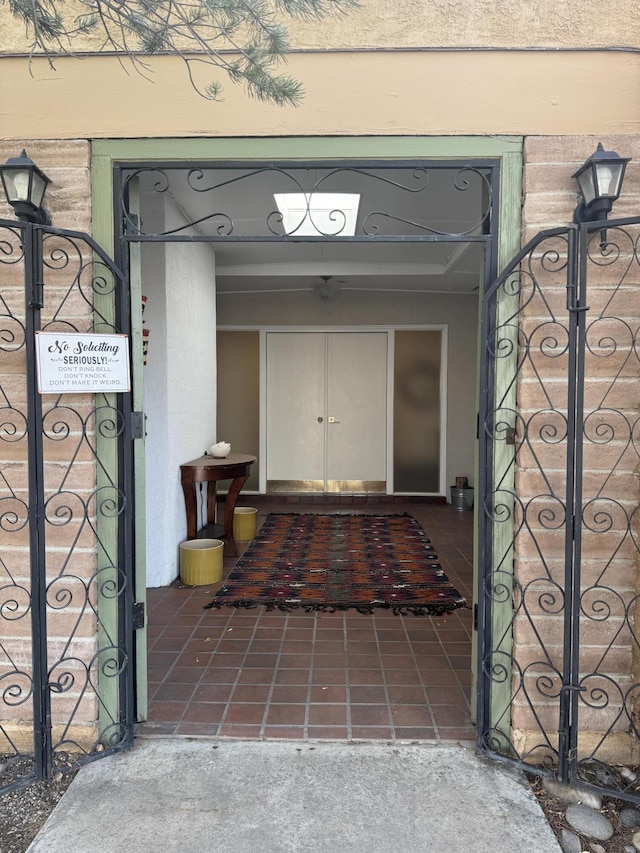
[180,453,256,556]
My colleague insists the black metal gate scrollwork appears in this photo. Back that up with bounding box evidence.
[0,219,135,793]
[478,216,640,803]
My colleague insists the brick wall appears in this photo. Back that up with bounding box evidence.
[0,140,100,751]
[510,135,640,762]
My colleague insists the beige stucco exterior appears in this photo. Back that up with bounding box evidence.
[1,52,640,140]
[3,0,640,51]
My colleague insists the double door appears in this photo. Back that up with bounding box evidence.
[266,332,388,492]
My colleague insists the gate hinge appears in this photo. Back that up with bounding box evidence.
[131,411,146,439]
[30,282,44,308]
[132,601,146,630]
[473,603,478,631]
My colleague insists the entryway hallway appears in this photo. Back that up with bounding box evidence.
[141,501,475,742]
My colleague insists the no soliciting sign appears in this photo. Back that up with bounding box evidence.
[36,332,131,394]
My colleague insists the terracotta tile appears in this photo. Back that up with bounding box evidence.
[192,683,234,702]
[350,727,394,739]
[311,670,347,686]
[383,670,422,686]
[218,724,263,738]
[349,686,388,704]
[271,685,309,704]
[174,722,221,736]
[147,666,169,682]
[263,726,305,739]
[391,705,434,726]
[274,669,309,686]
[350,705,392,726]
[210,639,251,654]
[308,704,348,726]
[313,653,345,669]
[347,669,384,685]
[315,641,346,656]
[175,652,214,668]
[306,727,349,740]
[248,639,282,654]
[309,685,347,703]
[448,656,472,671]
[181,703,226,724]
[284,628,315,641]
[393,727,437,740]
[386,685,427,705]
[199,668,238,684]
[380,655,418,670]
[165,667,206,684]
[224,703,266,725]
[231,684,272,703]
[418,669,459,686]
[426,685,468,705]
[147,701,185,722]
[153,682,197,702]
[210,653,246,668]
[147,651,179,668]
[278,653,313,669]
[236,668,275,685]
[266,705,306,726]
[252,628,286,641]
[346,654,381,669]
[241,653,279,668]
[431,706,473,727]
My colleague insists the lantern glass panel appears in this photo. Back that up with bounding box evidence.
[2,168,31,203]
[577,167,596,205]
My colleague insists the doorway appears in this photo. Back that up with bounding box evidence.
[266,332,388,493]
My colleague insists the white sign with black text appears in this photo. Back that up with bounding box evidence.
[36,332,131,394]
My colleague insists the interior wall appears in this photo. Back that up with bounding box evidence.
[143,200,217,587]
[217,289,479,494]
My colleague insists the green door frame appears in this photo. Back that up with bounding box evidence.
[91,135,523,724]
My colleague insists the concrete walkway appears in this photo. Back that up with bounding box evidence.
[29,739,561,853]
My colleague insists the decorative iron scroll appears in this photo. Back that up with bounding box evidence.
[478,219,640,804]
[120,164,493,240]
[0,220,133,794]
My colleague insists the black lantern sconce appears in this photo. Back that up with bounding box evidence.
[573,142,630,226]
[0,149,51,225]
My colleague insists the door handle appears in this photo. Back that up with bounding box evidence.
[328,416,341,424]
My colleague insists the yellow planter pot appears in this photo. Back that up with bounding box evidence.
[179,538,224,585]
[233,507,258,541]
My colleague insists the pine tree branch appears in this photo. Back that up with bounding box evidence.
[3,0,359,104]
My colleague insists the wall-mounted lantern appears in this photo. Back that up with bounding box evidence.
[573,143,630,225]
[0,149,51,225]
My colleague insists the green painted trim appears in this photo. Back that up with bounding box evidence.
[486,148,523,746]
[91,134,524,729]
[470,147,523,724]
[92,135,522,164]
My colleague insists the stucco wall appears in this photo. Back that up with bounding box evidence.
[143,201,216,587]
[143,200,218,587]
[3,0,639,51]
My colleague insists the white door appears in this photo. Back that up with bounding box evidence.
[266,332,388,492]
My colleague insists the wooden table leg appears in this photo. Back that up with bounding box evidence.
[207,482,218,526]
[224,474,250,556]
[180,470,197,540]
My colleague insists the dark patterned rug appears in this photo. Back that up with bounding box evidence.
[206,513,466,615]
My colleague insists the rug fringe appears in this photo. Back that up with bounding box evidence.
[205,598,466,617]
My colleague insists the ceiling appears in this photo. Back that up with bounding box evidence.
[138,165,489,296]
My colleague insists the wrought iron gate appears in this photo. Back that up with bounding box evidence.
[478,216,640,802]
[0,219,136,793]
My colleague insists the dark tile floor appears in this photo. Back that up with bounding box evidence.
[141,501,476,742]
